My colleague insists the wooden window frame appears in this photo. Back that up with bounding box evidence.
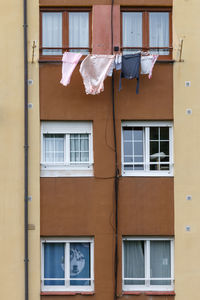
[121,7,172,60]
[40,7,92,60]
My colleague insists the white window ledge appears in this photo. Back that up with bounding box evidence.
[40,163,94,177]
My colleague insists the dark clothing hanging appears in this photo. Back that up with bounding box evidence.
[119,53,141,94]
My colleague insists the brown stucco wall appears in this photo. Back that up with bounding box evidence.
[40,178,173,235]
[40,63,173,121]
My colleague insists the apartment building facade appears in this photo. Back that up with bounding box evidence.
[1,0,200,300]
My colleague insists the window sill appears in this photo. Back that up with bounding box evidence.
[145,291,175,296]
[123,292,141,295]
[122,172,173,177]
[39,55,89,64]
[41,291,95,296]
[40,165,93,177]
[122,291,175,296]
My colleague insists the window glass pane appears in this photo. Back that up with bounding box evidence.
[150,127,159,140]
[44,243,65,286]
[70,243,91,286]
[134,142,143,156]
[124,142,133,156]
[124,241,145,285]
[44,134,64,163]
[160,164,169,170]
[123,127,144,170]
[122,12,142,53]
[42,12,62,55]
[134,156,143,163]
[124,165,134,170]
[150,141,159,157]
[69,12,89,53]
[160,127,169,140]
[150,241,171,285]
[149,12,169,55]
[70,134,89,163]
[134,128,143,141]
[123,128,132,140]
[160,142,169,156]
[149,127,170,171]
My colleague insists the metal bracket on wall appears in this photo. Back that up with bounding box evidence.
[178,38,184,62]
[31,40,37,63]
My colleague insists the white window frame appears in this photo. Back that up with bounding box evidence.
[41,237,94,292]
[121,121,173,177]
[41,121,93,177]
[122,237,174,292]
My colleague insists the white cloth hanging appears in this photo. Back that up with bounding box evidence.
[140,55,158,79]
[79,54,115,95]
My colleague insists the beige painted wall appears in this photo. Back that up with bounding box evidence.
[173,0,200,299]
[0,1,40,300]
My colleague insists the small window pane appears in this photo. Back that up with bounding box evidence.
[42,12,62,55]
[124,142,133,156]
[149,12,169,55]
[134,156,143,163]
[160,142,169,155]
[150,164,159,171]
[150,241,171,285]
[44,243,65,286]
[150,141,159,156]
[124,156,133,163]
[123,128,132,140]
[122,12,142,50]
[160,127,169,140]
[150,127,159,140]
[134,164,144,170]
[124,241,145,285]
[134,128,143,141]
[69,12,89,53]
[134,142,143,156]
[70,243,90,286]
[160,164,169,170]
[124,165,134,171]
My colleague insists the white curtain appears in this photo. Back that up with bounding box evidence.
[122,12,142,54]
[70,134,89,162]
[149,12,169,55]
[124,241,145,285]
[69,12,89,53]
[44,134,64,163]
[150,241,171,285]
[42,12,62,55]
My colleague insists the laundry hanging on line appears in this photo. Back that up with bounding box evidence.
[79,54,115,95]
[119,52,141,94]
[60,52,82,86]
[141,54,159,79]
[60,52,158,94]
[107,54,122,77]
